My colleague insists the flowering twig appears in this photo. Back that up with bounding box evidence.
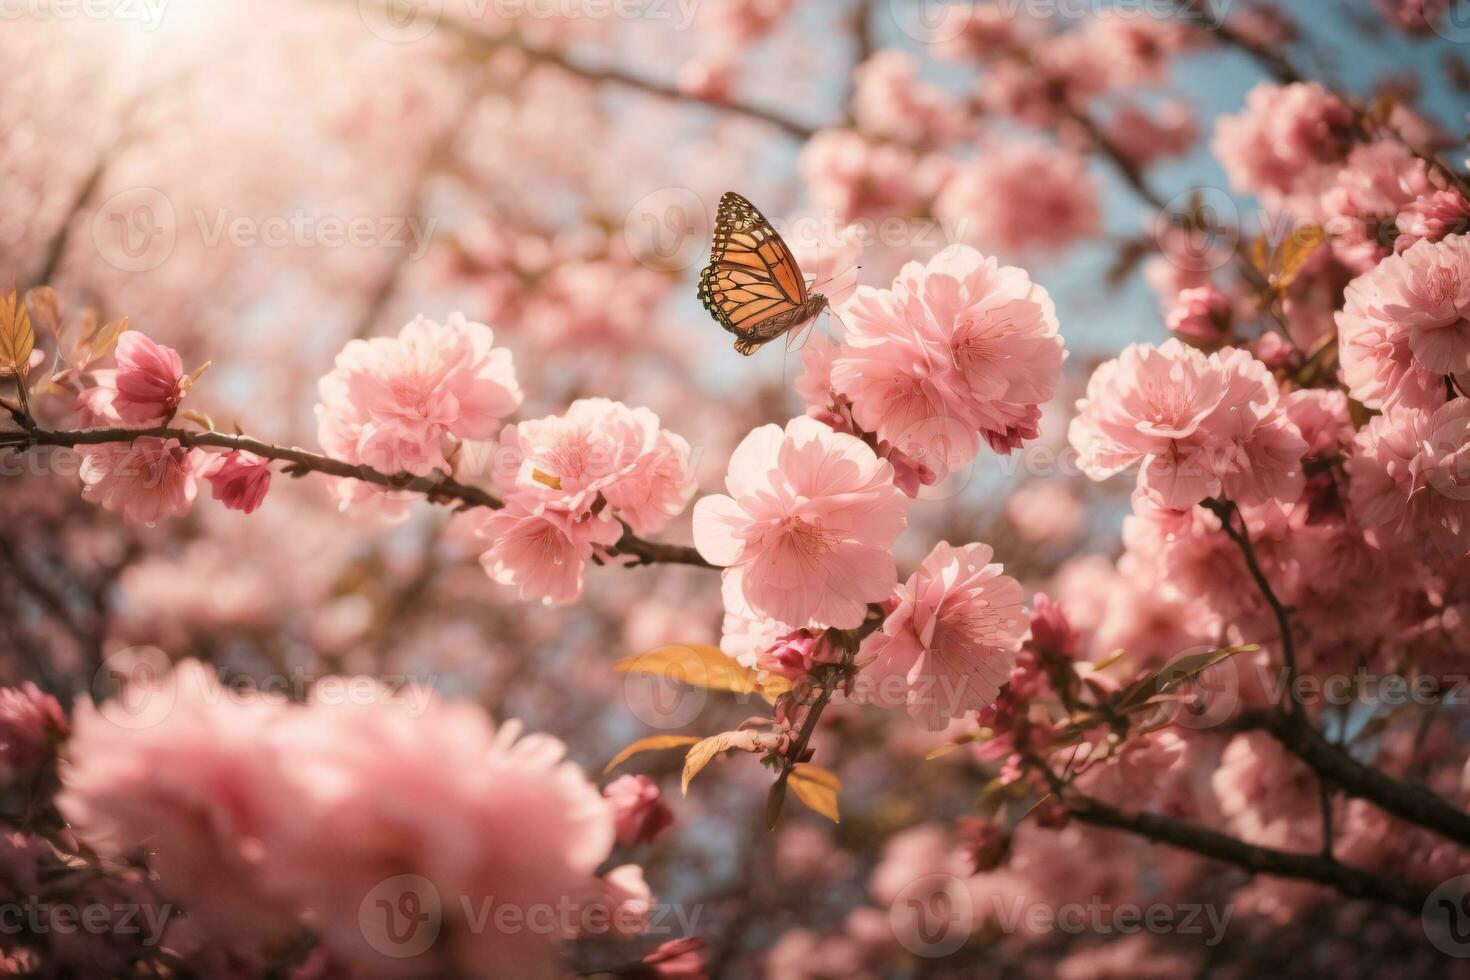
[1174,0,1470,197]
[765,605,886,826]
[1201,498,1301,717]
[348,0,818,140]
[0,424,712,568]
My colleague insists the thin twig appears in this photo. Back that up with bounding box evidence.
[1201,498,1300,718]
[1,424,712,568]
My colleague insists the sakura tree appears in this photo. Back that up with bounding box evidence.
[2,0,1470,976]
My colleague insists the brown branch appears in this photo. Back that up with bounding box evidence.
[1,425,713,569]
[372,0,817,140]
[1201,498,1301,718]
[1061,790,1430,913]
[1236,707,1470,851]
[766,605,887,826]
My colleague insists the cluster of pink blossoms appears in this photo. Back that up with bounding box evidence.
[316,312,523,517]
[1069,338,1307,510]
[811,244,1066,489]
[1337,234,1470,409]
[695,244,1054,727]
[74,331,273,523]
[479,397,697,604]
[856,542,1027,730]
[58,660,663,978]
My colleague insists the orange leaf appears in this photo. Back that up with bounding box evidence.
[603,734,700,774]
[788,764,841,823]
[0,289,34,376]
[616,644,765,696]
[682,729,761,795]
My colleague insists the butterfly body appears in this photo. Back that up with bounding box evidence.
[698,192,826,355]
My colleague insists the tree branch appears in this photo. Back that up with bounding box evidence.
[1236,707,1470,851]
[1061,790,1430,913]
[362,0,818,140]
[1201,499,1301,717]
[0,425,713,569]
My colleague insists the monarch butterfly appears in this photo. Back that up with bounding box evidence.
[697,192,828,356]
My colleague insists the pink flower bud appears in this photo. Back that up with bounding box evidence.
[203,450,272,515]
[1165,285,1231,347]
[111,332,186,424]
[1028,593,1078,661]
[758,629,837,682]
[0,683,67,785]
[603,774,674,846]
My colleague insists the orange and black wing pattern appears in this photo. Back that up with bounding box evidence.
[698,192,810,355]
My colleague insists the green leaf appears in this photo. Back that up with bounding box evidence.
[1115,644,1258,714]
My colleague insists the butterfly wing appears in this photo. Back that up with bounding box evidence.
[698,192,811,355]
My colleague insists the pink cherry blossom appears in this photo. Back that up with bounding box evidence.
[934,142,1100,255]
[1105,100,1199,168]
[1083,10,1200,87]
[979,34,1106,126]
[692,416,908,630]
[0,683,66,787]
[758,627,839,681]
[858,542,1025,730]
[1005,481,1084,547]
[849,50,966,147]
[202,450,272,514]
[497,398,695,535]
[1397,188,1470,250]
[316,312,521,481]
[1337,234,1470,409]
[1165,284,1231,347]
[75,331,188,426]
[78,437,206,525]
[57,661,302,949]
[267,696,617,978]
[1346,397,1470,558]
[830,244,1065,472]
[1283,388,1355,458]
[1213,82,1354,201]
[798,128,949,224]
[1316,141,1432,273]
[603,774,674,846]
[477,500,623,605]
[1068,340,1306,509]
